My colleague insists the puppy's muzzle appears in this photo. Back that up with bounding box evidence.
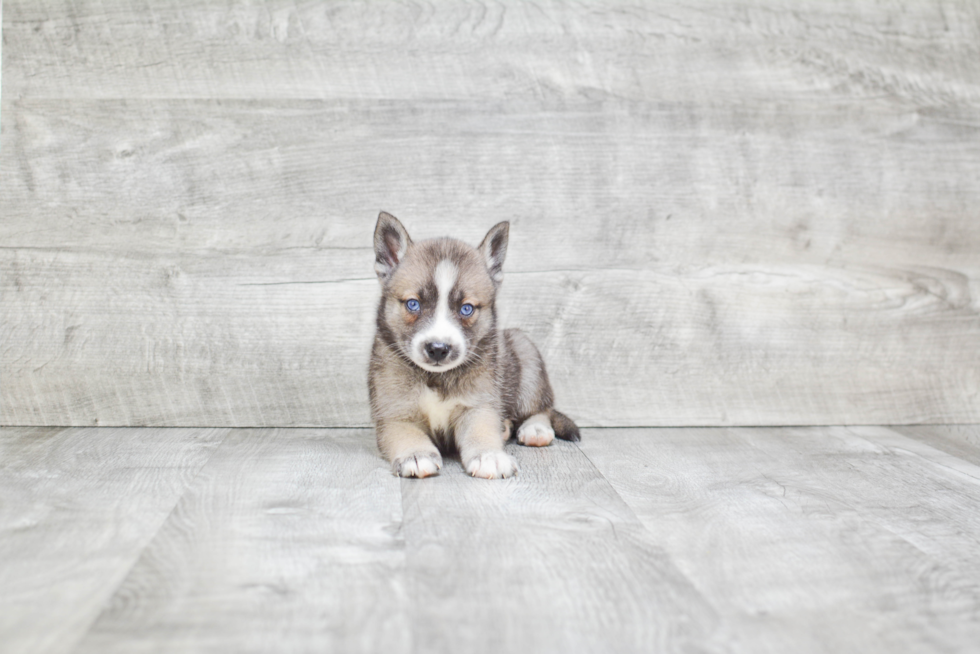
[424,342,452,364]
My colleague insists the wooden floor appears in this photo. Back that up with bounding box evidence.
[2,426,979,653]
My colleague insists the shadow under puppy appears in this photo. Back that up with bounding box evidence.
[369,212,580,479]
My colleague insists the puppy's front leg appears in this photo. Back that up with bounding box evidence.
[456,407,518,479]
[377,421,442,478]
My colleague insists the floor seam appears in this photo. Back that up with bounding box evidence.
[571,439,659,534]
[63,426,235,654]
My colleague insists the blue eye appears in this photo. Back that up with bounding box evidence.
[459,303,474,317]
[406,299,420,313]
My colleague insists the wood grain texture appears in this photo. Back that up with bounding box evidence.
[0,426,226,654]
[2,246,378,427]
[580,426,980,653]
[69,431,720,654]
[6,425,980,653]
[5,1,980,103]
[5,98,980,259]
[892,424,980,467]
[3,242,978,426]
[3,1,980,427]
[400,440,718,653]
[74,428,407,654]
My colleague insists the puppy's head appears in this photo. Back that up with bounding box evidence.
[373,212,508,373]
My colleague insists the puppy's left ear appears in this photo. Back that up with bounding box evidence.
[478,221,509,285]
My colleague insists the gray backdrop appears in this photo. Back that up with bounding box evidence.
[2,1,979,427]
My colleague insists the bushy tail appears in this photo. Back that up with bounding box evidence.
[549,409,581,442]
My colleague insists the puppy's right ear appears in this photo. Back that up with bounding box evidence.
[374,212,412,283]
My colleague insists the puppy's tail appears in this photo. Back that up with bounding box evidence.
[549,408,581,442]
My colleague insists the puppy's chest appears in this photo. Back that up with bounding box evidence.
[417,386,468,433]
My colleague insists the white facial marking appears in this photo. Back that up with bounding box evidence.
[411,259,467,372]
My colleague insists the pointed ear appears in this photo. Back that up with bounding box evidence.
[374,212,412,283]
[478,221,509,285]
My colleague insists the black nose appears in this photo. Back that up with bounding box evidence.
[424,342,452,363]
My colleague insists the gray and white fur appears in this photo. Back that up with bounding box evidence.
[368,212,580,479]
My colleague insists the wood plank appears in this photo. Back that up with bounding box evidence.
[580,426,980,653]
[892,425,980,467]
[5,1,979,102]
[1,247,378,427]
[3,244,978,427]
[4,98,980,260]
[399,439,718,654]
[0,426,226,654]
[74,428,408,654]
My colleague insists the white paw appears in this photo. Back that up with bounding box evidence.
[393,451,442,478]
[517,420,554,447]
[465,451,518,479]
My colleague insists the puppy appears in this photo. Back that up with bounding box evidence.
[368,212,580,479]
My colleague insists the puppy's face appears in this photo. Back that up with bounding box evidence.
[374,213,509,373]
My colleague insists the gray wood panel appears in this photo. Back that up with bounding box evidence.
[400,440,717,653]
[5,1,979,103]
[0,426,227,654]
[70,431,720,654]
[73,428,407,654]
[3,1,980,427]
[2,246,378,427]
[894,424,980,467]
[580,426,980,654]
[4,98,980,259]
[5,425,980,653]
[5,242,977,427]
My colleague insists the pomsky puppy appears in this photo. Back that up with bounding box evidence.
[369,212,580,479]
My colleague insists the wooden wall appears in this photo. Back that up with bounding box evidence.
[2,1,979,427]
